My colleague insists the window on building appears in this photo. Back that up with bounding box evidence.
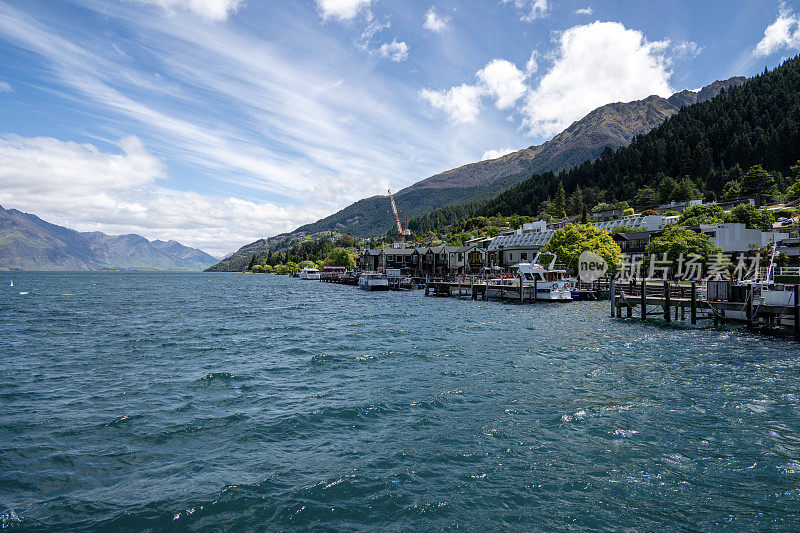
[521,253,528,260]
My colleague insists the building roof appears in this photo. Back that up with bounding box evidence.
[612,230,661,241]
[384,248,416,256]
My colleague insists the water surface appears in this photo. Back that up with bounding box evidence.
[1,272,799,530]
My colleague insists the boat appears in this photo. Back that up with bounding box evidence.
[488,254,572,300]
[358,271,389,291]
[298,266,321,280]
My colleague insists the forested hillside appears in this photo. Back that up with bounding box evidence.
[278,77,743,240]
[410,57,800,234]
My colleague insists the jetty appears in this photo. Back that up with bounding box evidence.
[610,278,799,338]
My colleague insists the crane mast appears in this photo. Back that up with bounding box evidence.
[388,189,411,236]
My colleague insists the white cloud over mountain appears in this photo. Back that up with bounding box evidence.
[481,147,515,160]
[420,84,484,124]
[0,135,326,257]
[754,6,800,57]
[421,20,675,136]
[477,59,527,110]
[522,21,673,137]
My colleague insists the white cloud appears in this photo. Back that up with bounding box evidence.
[357,15,390,51]
[754,6,800,57]
[0,81,12,93]
[575,7,592,15]
[524,50,538,75]
[477,59,527,109]
[315,0,373,21]
[420,84,484,124]
[378,39,409,62]
[0,135,326,256]
[503,0,549,22]
[423,7,450,32]
[421,58,528,122]
[482,147,515,160]
[522,21,673,137]
[673,40,702,58]
[138,0,243,21]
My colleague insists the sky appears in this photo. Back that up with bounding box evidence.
[0,0,799,256]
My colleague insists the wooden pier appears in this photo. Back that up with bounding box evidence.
[610,278,800,338]
[425,277,570,303]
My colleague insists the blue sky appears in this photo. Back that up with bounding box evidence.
[0,0,798,255]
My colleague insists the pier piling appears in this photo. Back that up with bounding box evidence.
[640,278,646,321]
[794,285,799,339]
[608,277,619,318]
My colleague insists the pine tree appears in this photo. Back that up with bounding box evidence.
[554,182,566,218]
[742,164,777,202]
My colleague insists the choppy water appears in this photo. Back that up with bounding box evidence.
[1,272,800,531]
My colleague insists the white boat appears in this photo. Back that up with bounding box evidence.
[298,266,321,280]
[358,271,389,291]
[488,256,572,300]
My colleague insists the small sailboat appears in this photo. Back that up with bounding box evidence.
[9,280,13,287]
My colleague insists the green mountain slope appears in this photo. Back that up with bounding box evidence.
[477,57,800,218]
[207,76,745,271]
[0,205,218,271]
[272,77,744,242]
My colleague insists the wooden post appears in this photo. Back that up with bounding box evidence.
[519,274,523,303]
[794,285,799,339]
[534,278,538,303]
[746,285,753,328]
[641,278,647,321]
[691,282,697,325]
[610,277,616,318]
[664,281,671,323]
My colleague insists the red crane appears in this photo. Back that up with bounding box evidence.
[388,189,411,236]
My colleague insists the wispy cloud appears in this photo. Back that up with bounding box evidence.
[753,4,800,57]
[315,0,373,21]
[135,0,243,21]
[481,147,515,160]
[575,7,592,15]
[423,7,450,32]
[379,39,409,61]
[0,80,12,93]
[503,0,549,22]
[0,1,518,252]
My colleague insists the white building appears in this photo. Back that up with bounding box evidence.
[699,223,791,253]
[488,216,670,266]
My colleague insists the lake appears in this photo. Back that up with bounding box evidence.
[2,272,799,530]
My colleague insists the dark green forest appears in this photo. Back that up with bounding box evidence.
[410,56,800,234]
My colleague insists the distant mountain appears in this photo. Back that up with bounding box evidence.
[479,56,800,218]
[0,205,217,271]
[271,76,745,242]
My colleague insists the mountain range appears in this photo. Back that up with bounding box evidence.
[208,75,745,271]
[0,205,218,271]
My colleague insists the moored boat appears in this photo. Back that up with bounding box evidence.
[358,271,390,291]
[488,257,572,300]
[298,266,321,280]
